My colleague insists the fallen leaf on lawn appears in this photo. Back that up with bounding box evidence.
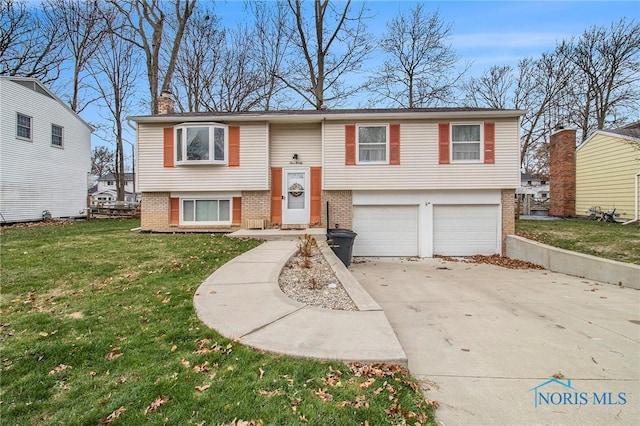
[180,359,190,368]
[373,387,384,395]
[281,375,294,385]
[209,372,217,380]
[359,377,376,390]
[228,419,264,426]
[48,364,72,375]
[299,415,308,423]
[258,389,282,397]
[101,406,125,424]
[105,352,123,361]
[193,362,210,373]
[552,372,565,379]
[313,388,333,402]
[90,371,97,378]
[258,368,265,380]
[144,396,169,415]
[39,332,49,337]
[170,345,177,352]
[195,384,211,392]
[227,366,234,372]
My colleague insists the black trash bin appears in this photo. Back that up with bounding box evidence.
[327,229,357,267]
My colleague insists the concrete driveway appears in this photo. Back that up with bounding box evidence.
[350,257,640,426]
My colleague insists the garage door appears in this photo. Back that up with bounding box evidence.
[433,205,499,256]
[352,205,419,256]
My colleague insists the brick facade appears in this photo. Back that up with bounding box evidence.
[501,189,515,255]
[324,190,353,230]
[549,129,576,217]
[242,191,271,227]
[141,192,172,231]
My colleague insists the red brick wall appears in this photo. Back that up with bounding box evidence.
[549,129,576,217]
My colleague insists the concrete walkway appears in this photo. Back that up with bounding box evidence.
[193,239,407,364]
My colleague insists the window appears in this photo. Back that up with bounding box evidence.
[541,180,547,185]
[51,124,63,147]
[107,181,114,186]
[357,125,388,163]
[451,124,481,162]
[182,199,231,224]
[175,124,227,164]
[17,113,32,140]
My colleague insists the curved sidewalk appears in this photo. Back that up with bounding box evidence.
[194,240,407,364]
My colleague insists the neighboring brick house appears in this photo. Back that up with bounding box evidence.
[130,104,524,257]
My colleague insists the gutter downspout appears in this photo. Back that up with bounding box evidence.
[622,172,640,225]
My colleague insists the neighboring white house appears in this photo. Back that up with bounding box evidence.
[131,106,524,257]
[89,173,139,206]
[0,76,92,223]
[517,173,549,201]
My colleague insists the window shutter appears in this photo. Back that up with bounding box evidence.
[163,128,174,167]
[345,124,356,165]
[229,126,240,167]
[389,124,400,165]
[270,168,282,224]
[169,197,179,224]
[232,196,242,225]
[438,123,450,164]
[310,167,322,224]
[484,122,495,164]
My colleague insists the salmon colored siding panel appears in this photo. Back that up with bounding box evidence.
[163,128,174,168]
[389,124,400,165]
[232,196,242,224]
[229,126,240,167]
[438,123,450,164]
[310,167,322,224]
[271,167,282,224]
[345,124,356,165]
[484,122,495,164]
[169,197,179,224]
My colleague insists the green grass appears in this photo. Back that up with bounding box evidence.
[0,219,435,425]
[516,218,640,264]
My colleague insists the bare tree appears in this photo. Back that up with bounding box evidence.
[0,0,63,83]
[281,0,374,109]
[88,26,140,203]
[559,19,640,142]
[43,0,107,112]
[108,0,196,114]
[173,7,224,112]
[91,146,115,178]
[372,4,465,108]
[462,65,514,109]
[247,0,291,110]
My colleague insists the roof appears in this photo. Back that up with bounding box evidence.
[129,107,526,124]
[578,122,640,151]
[0,76,94,132]
[98,172,135,181]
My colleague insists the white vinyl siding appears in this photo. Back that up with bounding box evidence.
[352,205,418,256]
[0,78,92,223]
[433,205,499,256]
[323,119,520,190]
[269,123,322,167]
[576,133,640,221]
[137,122,269,192]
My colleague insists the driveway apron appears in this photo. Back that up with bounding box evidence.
[350,257,640,426]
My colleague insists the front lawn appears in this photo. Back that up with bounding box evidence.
[516,219,640,264]
[0,219,435,425]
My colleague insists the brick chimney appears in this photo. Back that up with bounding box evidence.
[157,90,174,115]
[549,128,576,217]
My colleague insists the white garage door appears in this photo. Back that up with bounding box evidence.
[433,205,499,256]
[352,205,419,256]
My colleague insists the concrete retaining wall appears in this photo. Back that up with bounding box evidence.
[506,235,639,289]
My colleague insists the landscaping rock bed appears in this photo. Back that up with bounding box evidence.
[279,237,358,311]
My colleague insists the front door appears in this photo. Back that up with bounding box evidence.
[282,168,310,225]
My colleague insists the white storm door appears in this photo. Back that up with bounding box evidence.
[282,168,310,225]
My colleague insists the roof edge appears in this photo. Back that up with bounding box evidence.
[577,129,640,151]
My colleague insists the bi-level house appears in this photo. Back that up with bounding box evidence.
[131,98,523,257]
[0,76,92,223]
